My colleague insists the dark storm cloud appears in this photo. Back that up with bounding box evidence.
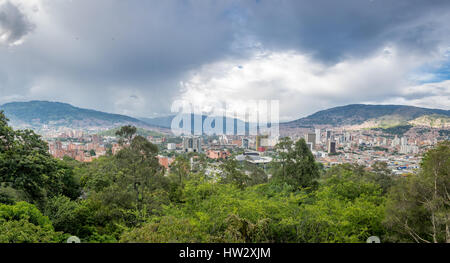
[240,0,450,62]
[0,0,450,118]
[0,1,34,46]
[0,0,239,115]
[45,1,235,77]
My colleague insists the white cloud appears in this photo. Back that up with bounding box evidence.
[178,46,447,121]
[380,80,450,110]
[111,88,147,117]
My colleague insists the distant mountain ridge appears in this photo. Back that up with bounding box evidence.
[0,101,153,130]
[1,101,449,133]
[141,114,250,134]
[140,116,174,129]
[283,104,450,129]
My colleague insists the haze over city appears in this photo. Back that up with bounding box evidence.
[0,0,449,121]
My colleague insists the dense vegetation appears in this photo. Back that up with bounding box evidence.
[98,126,164,138]
[0,111,449,243]
[372,125,413,136]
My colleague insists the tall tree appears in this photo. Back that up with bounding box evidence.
[384,141,450,243]
[0,111,79,206]
[273,138,319,190]
[369,161,395,194]
[220,159,249,189]
[170,156,190,185]
[0,111,14,152]
[113,134,167,220]
[273,136,293,180]
[115,125,137,145]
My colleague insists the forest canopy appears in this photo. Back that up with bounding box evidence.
[0,111,449,243]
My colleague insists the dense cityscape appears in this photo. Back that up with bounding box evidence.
[44,124,449,177]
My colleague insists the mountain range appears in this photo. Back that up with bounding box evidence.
[283,104,450,129]
[141,104,450,130]
[1,101,449,133]
[0,101,153,131]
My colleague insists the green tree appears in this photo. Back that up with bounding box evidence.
[120,216,203,243]
[246,164,268,186]
[369,161,395,194]
[272,138,319,190]
[117,167,388,243]
[80,134,169,230]
[168,156,191,202]
[273,136,293,180]
[115,125,137,145]
[44,195,117,242]
[170,156,190,185]
[115,135,166,215]
[220,159,248,189]
[0,111,14,152]
[0,202,64,243]
[324,162,395,195]
[44,195,82,236]
[0,112,80,206]
[384,141,450,243]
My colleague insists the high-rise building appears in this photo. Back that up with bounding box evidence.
[392,136,401,147]
[328,140,336,154]
[344,132,352,143]
[326,130,332,140]
[305,133,316,149]
[400,144,419,154]
[315,129,321,144]
[401,137,407,146]
[182,136,201,153]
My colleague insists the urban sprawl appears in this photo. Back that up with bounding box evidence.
[44,125,449,177]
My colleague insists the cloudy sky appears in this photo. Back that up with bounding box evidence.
[0,0,449,121]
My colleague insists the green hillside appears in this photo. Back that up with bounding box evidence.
[97,127,165,138]
[0,101,148,129]
[284,104,450,128]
